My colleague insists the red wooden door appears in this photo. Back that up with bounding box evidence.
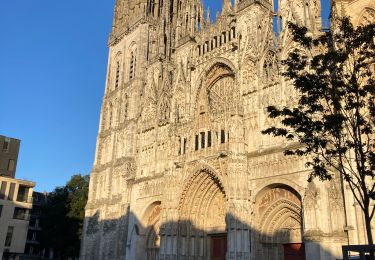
[283,243,306,260]
[211,235,227,260]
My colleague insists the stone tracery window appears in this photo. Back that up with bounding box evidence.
[262,51,279,86]
[208,76,236,116]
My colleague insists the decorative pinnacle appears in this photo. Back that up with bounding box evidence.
[222,0,232,14]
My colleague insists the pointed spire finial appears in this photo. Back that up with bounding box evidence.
[207,7,211,23]
[222,0,232,14]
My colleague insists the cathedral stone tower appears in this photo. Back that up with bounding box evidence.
[81,0,375,259]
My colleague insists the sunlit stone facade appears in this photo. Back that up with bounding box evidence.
[81,0,375,259]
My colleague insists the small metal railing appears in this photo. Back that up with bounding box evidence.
[16,195,33,203]
[342,245,375,260]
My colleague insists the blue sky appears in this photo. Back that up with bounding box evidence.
[0,0,330,192]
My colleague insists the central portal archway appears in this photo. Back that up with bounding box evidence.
[178,170,227,260]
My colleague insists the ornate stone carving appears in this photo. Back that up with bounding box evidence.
[81,0,369,259]
[358,8,375,26]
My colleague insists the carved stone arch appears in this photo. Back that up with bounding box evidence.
[252,179,304,204]
[357,7,375,26]
[254,184,303,259]
[194,58,237,97]
[177,166,227,258]
[180,162,228,202]
[141,201,161,260]
[197,58,237,86]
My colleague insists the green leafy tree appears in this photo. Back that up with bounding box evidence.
[262,18,375,244]
[40,174,89,258]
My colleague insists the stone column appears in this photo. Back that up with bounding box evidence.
[226,112,250,260]
[226,199,252,260]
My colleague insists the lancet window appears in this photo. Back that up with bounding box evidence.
[115,61,120,88]
[148,0,156,16]
[129,50,137,80]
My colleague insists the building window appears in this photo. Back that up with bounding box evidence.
[4,226,14,247]
[115,61,120,88]
[2,138,10,152]
[0,205,3,217]
[178,137,181,155]
[8,159,15,171]
[129,51,137,80]
[13,207,28,220]
[17,185,30,203]
[231,27,236,39]
[8,183,15,201]
[208,131,212,147]
[0,181,7,200]
[201,132,205,149]
[183,138,187,154]
[195,135,199,151]
[221,129,225,144]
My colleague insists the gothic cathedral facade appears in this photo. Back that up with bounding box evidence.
[81,0,375,259]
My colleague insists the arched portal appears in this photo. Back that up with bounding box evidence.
[255,185,304,260]
[144,202,161,260]
[178,170,227,259]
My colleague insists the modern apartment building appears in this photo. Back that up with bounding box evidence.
[0,176,35,260]
[0,135,36,260]
[22,191,53,260]
[0,136,20,178]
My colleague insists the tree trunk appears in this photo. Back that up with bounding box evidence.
[365,209,374,245]
[364,208,375,260]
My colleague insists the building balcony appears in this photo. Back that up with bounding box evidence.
[26,239,40,245]
[14,213,31,221]
[16,195,33,204]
